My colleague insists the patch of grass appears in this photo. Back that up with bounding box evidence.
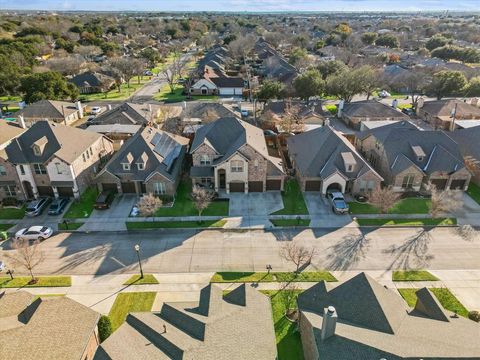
[0,223,13,231]
[348,197,430,215]
[262,290,304,360]
[154,181,229,217]
[109,292,156,331]
[58,222,84,230]
[271,219,310,227]
[324,104,337,115]
[80,78,150,102]
[356,218,456,226]
[392,270,439,281]
[0,206,25,219]
[348,202,379,214]
[211,271,336,283]
[273,179,308,215]
[0,276,71,288]
[398,288,468,317]
[63,187,98,219]
[467,182,480,205]
[126,219,226,229]
[123,274,159,285]
[154,84,185,102]
[397,103,413,109]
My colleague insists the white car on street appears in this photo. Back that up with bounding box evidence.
[15,226,53,241]
[90,106,102,115]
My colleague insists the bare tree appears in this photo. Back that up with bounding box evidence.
[191,185,215,218]
[137,193,162,217]
[429,184,464,218]
[110,57,145,88]
[369,186,401,214]
[75,45,102,62]
[228,34,256,60]
[279,100,304,133]
[279,242,316,273]
[5,238,45,283]
[163,52,187,93]
[457,224,477,241]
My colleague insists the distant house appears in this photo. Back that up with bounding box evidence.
[95,284,277,360]
[356,123,471,191]
[339,100,409,129]
[287,126,383,194]
[16,100,86,127]
[297,272,480,360]
[69,71,115,94]
[417,99,480,130]
[450,126,480,185]
[264,100,330,130]
[254,39,299,85]
[182,102,238,124]
[0,291,100,360]
[0,122,26,201]
[90,102,161,126]
[95,126,188,196]
[5,121,114,199]
[190,69,245,97]
[190,117,285,193]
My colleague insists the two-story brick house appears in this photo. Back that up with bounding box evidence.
[356,123,471,192]
[5,121,114,200]
[190,117,286,193]
[95,126,189,196]
[287,125,383,195]
[0,122,26,201]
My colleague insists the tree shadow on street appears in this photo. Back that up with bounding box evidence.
[383,228,434,270]
[326,232,370,270]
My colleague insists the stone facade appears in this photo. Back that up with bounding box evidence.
[81,328,100,360]
[0,157,24,201]
[298,311,320,360]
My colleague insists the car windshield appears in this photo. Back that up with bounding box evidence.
[50,203,59,209]
[333,200,347,209]
[40,227,49,232]
[26,205,37,211]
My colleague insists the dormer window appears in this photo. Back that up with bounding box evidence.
[31,136,48,157]
[137,163,145,170]
[122,163,131,171]
[347,164,353,172]
[33,145,41,156]
[341,152,356,173]
[411,145,426,163]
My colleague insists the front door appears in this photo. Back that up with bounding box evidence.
[22,181,34,199]
[218,170,226,189]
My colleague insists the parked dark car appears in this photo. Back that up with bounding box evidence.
[94,191,115,210]
[327,191,349,215]
[48,198,70,215]
[401,107,415,116]
[25,197,51,217]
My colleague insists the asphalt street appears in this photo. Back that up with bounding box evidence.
[2,226,479,276]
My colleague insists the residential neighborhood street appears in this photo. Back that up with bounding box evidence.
[2,226,479,276]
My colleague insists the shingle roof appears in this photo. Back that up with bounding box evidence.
[420,99,480,119]
[16,100,81,120]
[0,291,100,360]
[69,71,115,88]
[210,76,245,88]
[100,126,188,182]
[450,126,480,160]
[363,126,465,175]
[182,102,238,122]
[96,284,277,360]
[264,100,329,121]
[6,121,104,164]
[297,273,480,359]
[287,125,382,180]
[342,100,409,119]
[0,121,25,147]
[92,102,159,125]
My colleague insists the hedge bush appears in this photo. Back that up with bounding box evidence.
[98,315,113,342]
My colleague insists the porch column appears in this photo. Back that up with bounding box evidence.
[52,186,59,199]
[134,181,141,195]
[72,179,80,200]
[214,169,219,192]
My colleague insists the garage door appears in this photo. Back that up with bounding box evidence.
[450,179,467,190]
[266,179,281,191]
[57,186,74,198]
[121,182,136,194]
[248,181,263,192]
[37,186,54,197]
[229,182,245,193]
[101,183,118,193]
[305,180,321,192]
[430,179,448,190]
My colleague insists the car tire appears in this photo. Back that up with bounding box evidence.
[38,236,44,241]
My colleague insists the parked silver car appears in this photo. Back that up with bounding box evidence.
[15,226,53,241]
[327,191,349,214]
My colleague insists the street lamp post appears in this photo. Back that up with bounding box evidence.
[134,244,144,279]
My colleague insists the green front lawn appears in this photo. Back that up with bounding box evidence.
[155,181,229,217]
[392,270,439,281]
[63,187,98,219]
[349,197,430,215]
[0,276,71,288]
[80,78,151,102]
[398,288,468,317]
[109,292,156,331]
[123,274,159,285]
[262,290,304,360]
[324,104,337,115]
[154,84,185,102]
[58,222,84,230]
[0,206,25,219]
[0,223,13,231]
[271,219,310,227]
[273,180,309,215]
[357,218,456,226]
[467,183,480,205]
[211,271,337,283]
[126,219,226,230]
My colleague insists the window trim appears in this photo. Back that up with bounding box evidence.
[153,182,166,195]
[33,163,47,175]
[3,185,16,197]
[230,160,244,173]
[122,163,131,171]
[0,165,6,176]
[200,154,211,165]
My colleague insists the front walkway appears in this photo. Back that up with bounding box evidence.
[4,270,479,315]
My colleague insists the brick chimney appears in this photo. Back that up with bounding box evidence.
[321,306,337,341]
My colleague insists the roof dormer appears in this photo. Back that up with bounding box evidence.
[341,151,356,173]
[411,145,426,162]
[136,151,148,170]
[121,152,134,171]
[31,136,48,157]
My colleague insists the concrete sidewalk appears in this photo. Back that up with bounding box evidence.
[4,270,480,315]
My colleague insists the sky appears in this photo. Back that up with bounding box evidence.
[0,0,478,12]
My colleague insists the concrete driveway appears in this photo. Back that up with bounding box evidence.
[228,192,284,216]
[82,194,138,231]
[303,192,354,228]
